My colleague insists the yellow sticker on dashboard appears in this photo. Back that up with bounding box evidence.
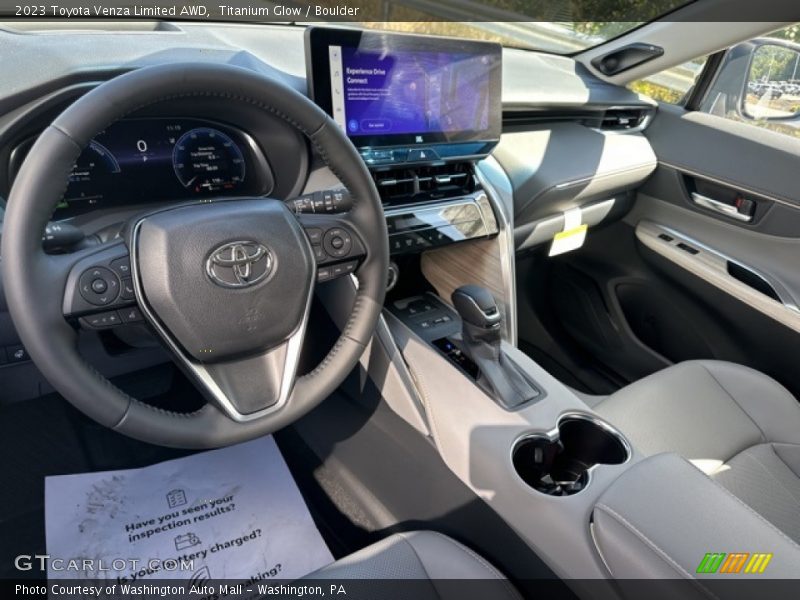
[549,224,588,257]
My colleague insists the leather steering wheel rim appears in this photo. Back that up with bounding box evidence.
[1,63,388,448]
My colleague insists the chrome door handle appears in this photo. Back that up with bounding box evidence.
[691,192,753,222]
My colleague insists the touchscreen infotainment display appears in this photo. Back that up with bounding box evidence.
[332,46,492,137]
[306,28,502,152]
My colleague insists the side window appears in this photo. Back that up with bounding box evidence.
[698,23,800,138]
[627,57,708,104]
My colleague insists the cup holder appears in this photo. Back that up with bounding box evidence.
[512,413,630,496]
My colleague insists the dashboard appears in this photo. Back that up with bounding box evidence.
[0,25,651,261]
[0,20,654,403]
[0,24,651,232]
[1,26,508,237]
[10,117,274,220]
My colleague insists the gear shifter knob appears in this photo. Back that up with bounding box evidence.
[450,284,541,409]
[451,285,502,330]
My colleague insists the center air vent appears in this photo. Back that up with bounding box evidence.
[372,162,475,206]
[600,107,653,131]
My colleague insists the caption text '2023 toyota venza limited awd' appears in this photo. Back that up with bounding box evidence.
[1,1,800,598]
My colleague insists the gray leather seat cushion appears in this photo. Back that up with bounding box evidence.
[592,453,800,582]
[595,360,800,542]
[713,443,800,544]
[304,531,520,599]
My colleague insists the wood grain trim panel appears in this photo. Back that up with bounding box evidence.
[420,237,507,320]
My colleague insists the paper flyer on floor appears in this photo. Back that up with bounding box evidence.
[44,436,333,585]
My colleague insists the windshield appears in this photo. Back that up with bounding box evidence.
[348,1,693,55]
[0,1,694,54]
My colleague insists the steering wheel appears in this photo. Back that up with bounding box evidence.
[1,64,388,448]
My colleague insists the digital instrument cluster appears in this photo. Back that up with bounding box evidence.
[11,118,273,219]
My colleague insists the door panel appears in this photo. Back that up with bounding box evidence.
[639,163,800,237]
[629,205,800,333]
[645,103,800,212]
[628,192,800,303]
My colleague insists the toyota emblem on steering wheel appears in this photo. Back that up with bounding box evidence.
[206,241,273,288]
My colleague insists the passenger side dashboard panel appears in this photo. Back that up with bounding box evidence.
[492,121,657,252]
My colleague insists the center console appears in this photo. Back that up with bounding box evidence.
[383,292,638,583]
[306,25,633,584]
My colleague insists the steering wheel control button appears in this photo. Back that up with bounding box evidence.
[119,306,144,323]
[110,257,132,278]
[323,227,353,258]
[305,227,323,245]
[79,311,121,329]
[312,245,327,263]
[90,279,108,294]
[317,260,358,283]
[78,267,120,306]
[332,261,357,277]
[120,278,136,301]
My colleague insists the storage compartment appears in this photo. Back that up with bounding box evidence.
[512,413,629,496]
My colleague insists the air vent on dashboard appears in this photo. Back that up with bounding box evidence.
[372,162,476,206]
[502,106,654,132]
[600,107,652,131]
[374,168,417,204]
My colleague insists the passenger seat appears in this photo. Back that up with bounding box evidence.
[593,360,800,544]
[304,531,521,598]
